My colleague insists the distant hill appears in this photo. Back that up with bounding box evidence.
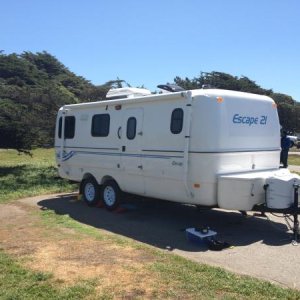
[0,51,299,151]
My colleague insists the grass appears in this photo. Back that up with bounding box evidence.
[150,255,300,299]
[0,251,96,300]
[290,146,300,152]
[1,148,300,299]
[0,149,75,203]
[288,154,300,166]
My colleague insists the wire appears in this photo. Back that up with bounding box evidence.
[264,213,290,233]
[284,214,294,232]
[270,212,286,218]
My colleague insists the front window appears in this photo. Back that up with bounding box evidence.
[58,116,76,139]
[91,114,110,137]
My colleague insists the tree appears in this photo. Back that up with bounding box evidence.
[0,51,121,151]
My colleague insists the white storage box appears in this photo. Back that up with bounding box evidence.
[217,169,293,211]
[266,173,300,209]
[218,171,272,210]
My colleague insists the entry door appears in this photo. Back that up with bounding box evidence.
[120,108,145,194]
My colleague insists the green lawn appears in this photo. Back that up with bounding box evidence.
[0,252,96,300]
[0,149,75,203]
[288,154,300,166]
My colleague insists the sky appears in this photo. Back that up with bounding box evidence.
[1,0,300,100]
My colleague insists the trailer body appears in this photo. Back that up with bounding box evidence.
[55,88,290,210]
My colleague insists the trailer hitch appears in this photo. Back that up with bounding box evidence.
[253,183,300,245]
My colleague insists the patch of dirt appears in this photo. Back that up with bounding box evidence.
[0,202,176,298]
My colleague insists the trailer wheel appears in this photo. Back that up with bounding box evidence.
[102,180,121,211]
[82,177,100,206]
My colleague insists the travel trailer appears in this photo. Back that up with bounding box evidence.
[55,87,300,222]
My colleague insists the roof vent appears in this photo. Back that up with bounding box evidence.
[202,84,214,89]
[157,84,185,93]
[106,87,151,100]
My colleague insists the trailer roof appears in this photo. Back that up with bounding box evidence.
[60,89,274,111]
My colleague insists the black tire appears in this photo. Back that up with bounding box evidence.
[82,177,101,207]
[102,180,122,211]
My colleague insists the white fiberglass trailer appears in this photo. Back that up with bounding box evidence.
[55,88,299,214]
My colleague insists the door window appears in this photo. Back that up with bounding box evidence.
[170,108,184,134]
[127,117,136,140]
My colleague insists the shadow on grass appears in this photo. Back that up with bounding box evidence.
[0,165,27,177]
[38,193,291,252]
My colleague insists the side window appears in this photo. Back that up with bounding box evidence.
[127,117,136,140]
[170,108,184,134]
[91,114,110,137]
[58,116,76,139]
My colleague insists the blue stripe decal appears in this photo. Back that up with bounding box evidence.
[56,151,76,161]
[56,150,183,161]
